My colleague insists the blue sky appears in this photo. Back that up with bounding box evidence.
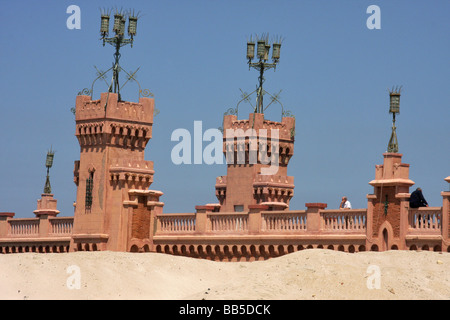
[0,0,448,218]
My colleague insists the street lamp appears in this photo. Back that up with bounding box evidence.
[247,34,282,114]
[387,86,402,153]
[100,9,139,100]
[43,148,55,194]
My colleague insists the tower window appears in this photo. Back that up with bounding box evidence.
[85,171,94,213]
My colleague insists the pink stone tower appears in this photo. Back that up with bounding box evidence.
[70,92,157,251]
[215,113,296,212]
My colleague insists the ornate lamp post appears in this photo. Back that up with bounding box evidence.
[387,86,401,153]
[246,35,282,114]
[43,148,55,194]
[100,9,139,100]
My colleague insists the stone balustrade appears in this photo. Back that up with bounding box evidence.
[0,186,449,258]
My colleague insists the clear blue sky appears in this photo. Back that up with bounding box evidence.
[0,1,448,218]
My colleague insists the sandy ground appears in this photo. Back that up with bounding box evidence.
[0,249,449,300]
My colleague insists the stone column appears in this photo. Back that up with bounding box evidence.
[0,212,15,238]
[195,205,215,234]
[441,176,450,249]
[306,203,327,232]
[248,204,269,234]
[34,194,60,237]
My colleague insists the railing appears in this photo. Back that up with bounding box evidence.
[50,217,74,235]
[154,209,368,235]
[8,219,40,237]
[157,214,196,233]
[209,213,248,232]
[321,209,367,232]
[262,211,307,232]
[408,207,442,233]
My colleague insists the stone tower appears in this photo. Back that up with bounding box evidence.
[215,113,295,212]
[366,152,415,251]
[70,92,158,252]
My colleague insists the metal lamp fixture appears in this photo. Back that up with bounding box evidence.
[387,86,402,153]
[43,148,55,194]
[128,15,138,38]
[99,9,140,100]
[247,34,283,114]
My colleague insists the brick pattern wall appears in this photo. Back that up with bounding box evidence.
[131,196,150,239]
[372,187,401,238]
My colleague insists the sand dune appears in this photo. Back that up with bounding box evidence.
[0,250,449,300]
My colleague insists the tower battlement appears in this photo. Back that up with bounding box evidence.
[75,92,154,123]
[223,114,295,141]
[75,93,154,150]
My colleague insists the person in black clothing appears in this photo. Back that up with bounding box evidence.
[409,188,428,208]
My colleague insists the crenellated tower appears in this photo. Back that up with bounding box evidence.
[215,113,295,212]
[70,92,157,251]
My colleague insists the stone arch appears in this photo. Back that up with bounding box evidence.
[259,245,266,256]
[433,245,441,252]
[378,221,395,252]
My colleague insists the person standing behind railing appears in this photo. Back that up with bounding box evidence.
[410,187,430,228]
[340,196,352,229]
[340,196,352,210]
[409,188,428,208]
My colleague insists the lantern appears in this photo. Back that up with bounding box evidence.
[128,16,138,37]
[100,14,110,37]
[113,13,124,35]
[272,42,281,61]
[45,151,55,169]
[389,92,400,114]
[246,41,255,61]
[257,40,266,60]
